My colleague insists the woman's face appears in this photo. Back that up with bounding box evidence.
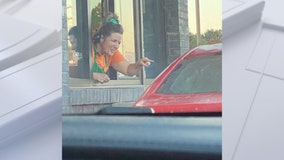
[69,35,78,51]
[100,32,122,56]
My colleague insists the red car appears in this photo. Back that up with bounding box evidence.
[133,43,222,114]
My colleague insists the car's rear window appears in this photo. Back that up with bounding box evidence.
[157,53,222,94]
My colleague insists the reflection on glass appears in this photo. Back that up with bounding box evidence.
[67,0,78,78]
[158,53,222,94]
[89,0,102,38]
[114,0,138,80]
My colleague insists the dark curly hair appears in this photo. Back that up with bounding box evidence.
[93,12,124,44]
[68,26,79,39]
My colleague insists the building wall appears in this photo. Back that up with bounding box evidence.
[62,0,189,114]
[62,0,71,114]
[165,0,189,63]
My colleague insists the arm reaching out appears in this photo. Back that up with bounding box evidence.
[127,57,154,76]
[112,57,154,76]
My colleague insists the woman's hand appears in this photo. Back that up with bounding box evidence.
[111,57,154,77]
[137,57,154,67]
[93,72,110,83]
[123,57,154,76]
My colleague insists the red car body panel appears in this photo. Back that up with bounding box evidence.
[133,44,222,114]
[134,93,221,113]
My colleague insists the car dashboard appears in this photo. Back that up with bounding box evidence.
[62,114,222,160]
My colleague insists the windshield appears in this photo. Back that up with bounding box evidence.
[157,53,222,94]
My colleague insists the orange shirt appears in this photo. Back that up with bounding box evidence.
[92,45,125,73]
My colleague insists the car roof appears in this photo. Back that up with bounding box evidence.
[184,43,222,59]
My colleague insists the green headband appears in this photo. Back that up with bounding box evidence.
[107,18,118,24]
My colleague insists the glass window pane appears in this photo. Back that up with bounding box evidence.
[67,0,77,77]
[89,0,102,38]
[157,53,222,94]
[142,0,166,79]
[68,0,91,79]
[114,0,138,80]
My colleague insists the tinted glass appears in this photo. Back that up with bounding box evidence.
[157,53,222,94]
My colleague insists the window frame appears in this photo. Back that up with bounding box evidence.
[69,0,156,88]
